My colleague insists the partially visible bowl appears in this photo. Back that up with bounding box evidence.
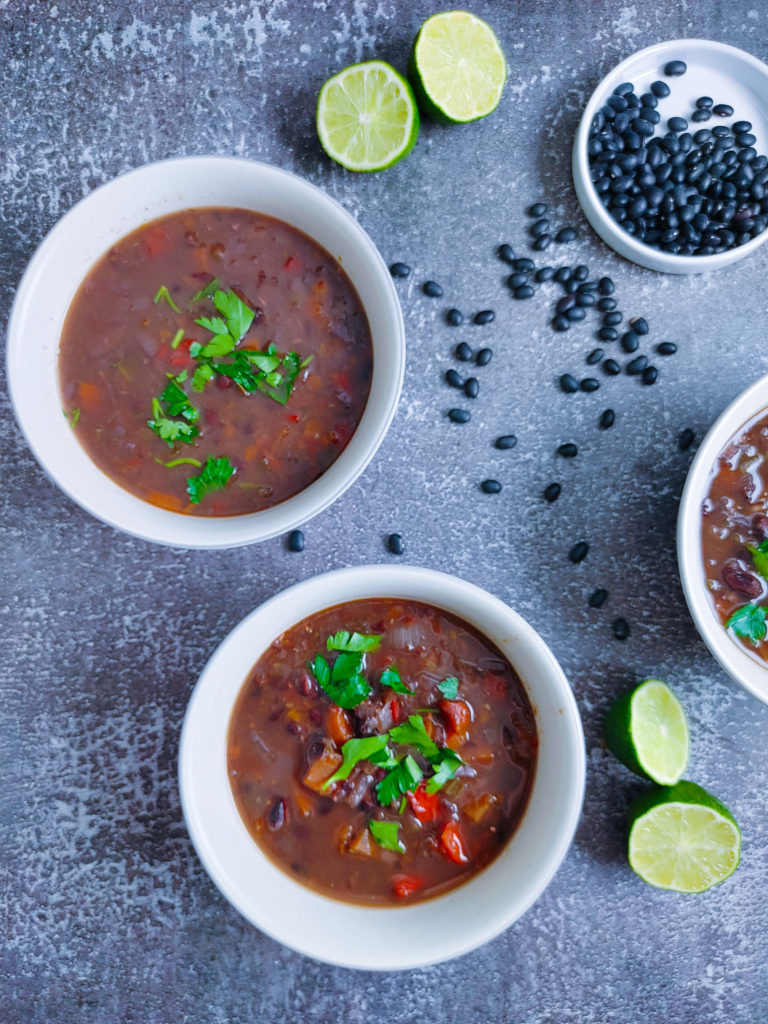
[678,371,768,704]
[178,564,586,970]
[6,156,405,548]
[573,39,768,274]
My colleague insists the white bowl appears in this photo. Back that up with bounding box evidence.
[179,565,585,970]
[573,39,768,274]
[6,157,405,548]
[678,371,768,704]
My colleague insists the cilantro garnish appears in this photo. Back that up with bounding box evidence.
[186,456,235,504]
[424,747,464,794]
[65,408,81,427]
[389,715,439,759]
[326,631,382,653]
[307,652,372,709]
[147,398,199,446]
[380,664,414,694]
[158,376,198,421]
[170,328,185,350]
[190,277,221,302]
[155,457,202,469]
[368,820,405,853]
[191,362,215,392]
[376,754,423,807]
[212,288,255,343]
[748,541,768,581]
[322,735,393,789]
[437,676,459,700]
[154,285,181,313]
[726,602,767,645]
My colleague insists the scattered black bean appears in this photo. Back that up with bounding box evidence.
[529,202,548,217]
[544,482,561,503]
[531,218,550,237]
[445,368,464,388]
[554,266,572,283]
[455,341,472,362]
[560,373,579,394]
[557,442,578,458]
[626,355,648,375]
[678,427,695,451]
[664,60,687,76]
[630,316,649,335]
[446,308,464,326]
[267,797,287,831]
[603,311,623,327]
[556,227,578,243]
[498,243,515,263]
[514,285,535,299]
[464,377,479,399]
[476,347,493,366]
[389,262,411,278]
[423,280,443,297]
[612,617,630,641]
[552,315,570,331]
[448,408,471,423]
[598,276,615,295]
[589,588,608,608]
[481,479,502,494]
[474,309,495,325]
[650,80,670,97]
[533,234,551,251]
[573,265,589,281]
[287,529,305,552]
[713,103,734,117]
[642,365,659,385]
[495,434,517,450]
[514,257,535,272]
[656,341,677,355]
[597,297,617,311]
[695,96,713,109]
[536,266,555,282]
[734,120,753,134]
[602,359,621,376]
[668,115,688,132]
[508,272,530,288]
[621,331,640,353]
[387,533,405,555]
[569,541,589,563]
[567,305,587,322]
[598,327,619,342]
[599,408,615,429]
[587,348,604,365]
[581,377,600,392]
[691,109,711,123]
[556,294,575,314]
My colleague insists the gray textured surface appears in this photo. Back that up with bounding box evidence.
[2,1,768,1021]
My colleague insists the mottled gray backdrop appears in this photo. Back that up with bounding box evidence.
[2,1,767,1021]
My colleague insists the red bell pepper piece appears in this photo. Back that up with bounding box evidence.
[406,782,441,824]
[440,821,469,865]
[392,873,424,900]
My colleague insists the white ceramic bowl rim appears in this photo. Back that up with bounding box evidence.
[678,371,768,704]
[573,38,768,274]
[178,565,586,970]
[6,156,405,548]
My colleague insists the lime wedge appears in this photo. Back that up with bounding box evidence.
[316,60,419,172]
[408,10,507,124]
[628,781,741,893]
[604,679,689,785]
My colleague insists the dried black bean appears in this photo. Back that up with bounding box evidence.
[554,266,572,283]
[544,482,561,503]
[581,378,600,392]
[642,365,659,385]
[602,359,621,376]
[498,243,515,263]
[589,588,608,608]
[476,347,493,366]
[569,541,589,563]
[573,265,589,281]
[474,309,495,325]
[556,227,578,243]
[678,427,695,451]
[389,262,411,278]
[532,234,552,251]
[651,80,671,97]
[448,408,471,423]
[599,408,615,429]
[598,276,615,295]
[514,257,535,272]
[630,317,649,335]
[514,285,535,299]
[713,103,734,117]
[657,341,677,355]
[508,271,530,288]
[529,202,548,217]
[267,798,287,831]
[627,355,648,374]
[664,60,687,76]
[287,529,305,552]
[387,533,404,555]
[567,306,587,322]
[587,348,604,365]
[552,315,570,331]
[455,341,472,361]
[481,479,502,494]
[597,297,617,311]
[446,308,464,326]
[423,280,443,297]
[603,311,623,326]
[531,218,550,237]
[621,331,639,353]
[598,327,619,342]
[612,617,630,641]
[557,442,578,458]
[464,377,479,399]
[696,96,713,109]
[560,373,579,394]
[495,434,517,450]
[536,266,555,282]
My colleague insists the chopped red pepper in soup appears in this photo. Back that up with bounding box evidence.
[227,598,538,906]
[58,208,373,516]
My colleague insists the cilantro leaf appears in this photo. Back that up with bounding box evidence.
[380,665,414,695]
[368,820,405,853]
[726,602,767,645]
[186,456,235,504]
[170,328,185,350]
[192,362,215,392]
[255,350,302,404]
[195,315,229,337]
[322,735,392,789]
[389,715,439,759]
[154,285,180,313]
[159,378,199,421]
[376,754,423,807]
[749,541,768,581]
[190,277,221,302]
[437,676,459,700]
[326,631,382,653]
[147,398,199,446]
[307,650,372,709]
[212,288,255,343]
[424,748,464,794]
[242,351,281,374]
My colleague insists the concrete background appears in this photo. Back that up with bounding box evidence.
[2,1,767,1021]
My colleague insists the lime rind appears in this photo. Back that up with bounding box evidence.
[316,60,419,172]
[604,679,689,786]
[628,781,741,893]
[409,10,507,125]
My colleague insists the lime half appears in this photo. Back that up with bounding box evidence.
[628,781,741,893]
[604,679,689,785]
[408,10,507,124]
[316,60,419,172]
